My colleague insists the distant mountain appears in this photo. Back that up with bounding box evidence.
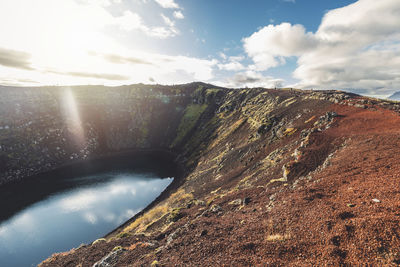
[388,91,400,101]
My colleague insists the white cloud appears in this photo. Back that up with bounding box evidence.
[218,61,245,71]
[81,0,121,6]
[217,70,284,88]
[0,0,212,86]
[114,11,179,38]
[219,52,227,60]
[173,10,184,19]
[114,10,144,31]
[243,23,317,71]
[243,0,400,96]
[161,14,174,27]
[229,55,245,62]
[218,55,245,71]
[155,0,180,9]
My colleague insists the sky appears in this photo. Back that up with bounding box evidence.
[0,0,399,97]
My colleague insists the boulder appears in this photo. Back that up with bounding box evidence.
[92,248,125,267]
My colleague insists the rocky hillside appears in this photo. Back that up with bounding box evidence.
[2,84,400,265]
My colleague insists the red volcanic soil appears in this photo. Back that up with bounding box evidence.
[41,97,400,266]
[148,106,400,266]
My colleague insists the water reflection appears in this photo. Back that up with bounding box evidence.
[0,172,173,267]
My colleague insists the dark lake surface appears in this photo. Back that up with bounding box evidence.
[0,153,176,267]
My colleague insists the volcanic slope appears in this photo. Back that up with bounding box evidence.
[40,87,400,266]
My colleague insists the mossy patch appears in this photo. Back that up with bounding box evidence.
[284,128,297,136]
[267,177,287,186]
[167,208,183,222]
[123,189,193,234]
[266,234,290,242]
[92,238,106,245]
[116,232,131,239]
[123,205,169,234]
[205,88,222,103]
[171,104,208,147]
[209,118,246,149]
[112,246,123,252]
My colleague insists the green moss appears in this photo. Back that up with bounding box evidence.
[116,232,131,239]
[92,238,106,245]
[193,85,204,97]
[171,104,208,147]
[112,246,123,252]
[185,114,218,148]
[167,208,183,222]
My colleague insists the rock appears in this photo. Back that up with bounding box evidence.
[144,241,157,248]
[188,199,206,207]
[167,231,178,244]
[300,128,312,138]
[257,124,268,135]
[372,198,381,203]
[282,164,290,181]
[92,248,125,267]
[210,204,222,213]
[243,197,251,205]
[155,233,166,241]
[199,229,208,236]
[347,203,356,208]
[229,199,242,206]
[354,104,367,109]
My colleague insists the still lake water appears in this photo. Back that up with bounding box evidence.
[0,169,173,267]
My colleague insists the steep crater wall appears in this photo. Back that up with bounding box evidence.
[0,83,224,186]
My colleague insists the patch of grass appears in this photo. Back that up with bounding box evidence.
[116,232,131,239]
[92,238,106,245]
[167,208,183,222]
[266,234,288,241]
[123,189,193,233]
[267,177,287,186]
[171,104,208,147]
[206,196,217,206]
[209,118,246,149]
[280,97,297,107]
[169,188,194,204]
[236,174,255,189]
[284,128,297,136]
[205,88,222,102]
[305,115,316,124]
[123,205,169,233]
